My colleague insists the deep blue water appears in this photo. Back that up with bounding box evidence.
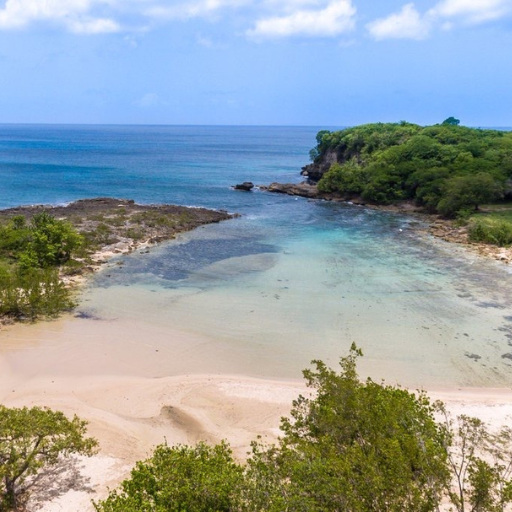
[0,125,323,212]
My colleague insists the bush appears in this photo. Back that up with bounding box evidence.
[317,161,366,195]
[94,441,244,512]
[468,218,512,246]
[245,344,449,511]
[28,212,83,267]
[437,173,504,218]
[0,266,75,320]
[0,212,82,320]
[0,212,83,268]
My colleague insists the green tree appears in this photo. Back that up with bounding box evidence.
[442,117,461,126]
[317,161,367,195]
[94,441,244,512]
[25,212,83,268]
[311,121,512,214]
[0,406,98,511]
[0,212,83,270]
[245,344,449,511]
[437,173,504,217]
[438,406,512,512]
[0,266,74,320]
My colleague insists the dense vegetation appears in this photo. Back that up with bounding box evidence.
[95,345,512,512]
[310,119,512,218]
[0,213,81,320]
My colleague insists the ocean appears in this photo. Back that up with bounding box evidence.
[1,124,512,387]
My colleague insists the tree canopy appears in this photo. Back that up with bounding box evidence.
[311,121,512,217]
[94,441,244,512]
[244,344,448,511]
[0,212,82,320]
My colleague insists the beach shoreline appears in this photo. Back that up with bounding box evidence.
[0,198,236,327]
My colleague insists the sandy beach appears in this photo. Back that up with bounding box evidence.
[1,315,512,510]
[0,351,307,510]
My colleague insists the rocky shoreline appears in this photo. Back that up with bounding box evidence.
[0,197,236,292]
[262,181,512,266]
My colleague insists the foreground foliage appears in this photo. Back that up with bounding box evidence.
[94,442,244,512]
[311,121,512,217]
[439,406,512,512]
[244,345,449,512]
[3,348,511,511]
[93,345,512,512]
[0,406,98,511]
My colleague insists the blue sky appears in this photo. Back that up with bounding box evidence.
[0,0,511,126]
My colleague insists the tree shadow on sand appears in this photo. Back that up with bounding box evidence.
[24,456,95,511]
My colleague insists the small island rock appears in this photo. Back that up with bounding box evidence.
[234,182,254,191]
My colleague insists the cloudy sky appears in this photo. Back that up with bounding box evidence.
[0,0,511,126]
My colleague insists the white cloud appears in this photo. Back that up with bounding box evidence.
[68,17,120,34]
[2,0,508,38]
[366,3,431,40]
[367,0,511,41]
[135,92,161,107]
[144,0,251,21]
[0,0,251,33]
[0,0,120,33]
[429,0,510,23]
[247,0,356,39]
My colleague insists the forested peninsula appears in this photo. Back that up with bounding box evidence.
[266,119,512,250]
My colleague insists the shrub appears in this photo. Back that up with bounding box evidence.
[0,267,75,320]
[244,344,449,512]
[468,218,512,246]
[94,441,244,512]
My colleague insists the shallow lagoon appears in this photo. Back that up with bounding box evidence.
[1,125,512,387]
[73,197,512,387]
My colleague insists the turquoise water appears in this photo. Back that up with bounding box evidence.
[1,125,512,386]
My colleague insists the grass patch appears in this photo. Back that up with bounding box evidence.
[468,205,512,246]
[131,211,176,228]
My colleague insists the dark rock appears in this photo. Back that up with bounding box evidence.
[234,182,254,191]
[301,148,342,182]
[261,182,347,202]
[264,182,320,198]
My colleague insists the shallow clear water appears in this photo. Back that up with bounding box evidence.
[1,125,512,386]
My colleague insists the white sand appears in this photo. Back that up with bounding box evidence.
[1,335,512,511]
[0,367,306,511]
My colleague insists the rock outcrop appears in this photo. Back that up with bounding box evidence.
[234,182,254,191]
[261,182,351,201]
[301,148,341,182]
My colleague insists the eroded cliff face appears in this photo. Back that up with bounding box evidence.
[300,148,339,182]
[301,147,354,183]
